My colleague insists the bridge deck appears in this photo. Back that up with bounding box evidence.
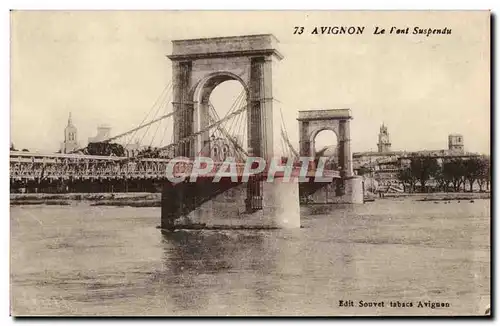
[10,152,341,181]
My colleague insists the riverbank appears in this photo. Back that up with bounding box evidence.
[10,193,161,207]
[10,191,490,207]
[380,192,490,201]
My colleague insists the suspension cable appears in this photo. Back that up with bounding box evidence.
[102,108,175,144]
[149,87,173,147]
[137,83,172,147]
[126,82,171,147]
[278,105,299,158]
[208,101,248,157]
[130,103,249,162]
[70,82,173,155]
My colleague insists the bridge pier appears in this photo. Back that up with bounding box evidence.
[306,176,363,204]
[341,176,363,204]
[262,177,301,228]
[160,175,300,230]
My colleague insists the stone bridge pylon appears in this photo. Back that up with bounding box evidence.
[162,34,301,230]
[298,109,364,204]
[168,34,283,160]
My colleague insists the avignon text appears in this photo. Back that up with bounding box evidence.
[295,26,452,37]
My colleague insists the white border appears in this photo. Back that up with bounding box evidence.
[1,0,498,10]
[1,1,497,325]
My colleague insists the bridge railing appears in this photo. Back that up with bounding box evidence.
[10,152,342,181]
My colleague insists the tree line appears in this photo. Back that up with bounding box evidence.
[11,141,169,158]
[84,142,166,158]
[397,156,490,193]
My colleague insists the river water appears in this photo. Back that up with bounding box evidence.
[10,198,490,316]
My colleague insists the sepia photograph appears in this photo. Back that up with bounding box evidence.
[9,10,491,317]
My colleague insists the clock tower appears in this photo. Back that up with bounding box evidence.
[377,123,392,153]
[61,112,79,153]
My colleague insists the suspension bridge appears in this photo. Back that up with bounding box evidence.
[10,34,363,229]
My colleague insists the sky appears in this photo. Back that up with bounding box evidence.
[10,11,490,155]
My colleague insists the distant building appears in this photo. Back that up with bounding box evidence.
[448,133,464,154]
[123,139,175,158]
[88,125,111,143]
[377,123,392,153]
[60,112,79,153]
[353,124,477,190]
[125,139,141,158]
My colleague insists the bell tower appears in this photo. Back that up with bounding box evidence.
[377,123,391,153]
[61,112,79,153]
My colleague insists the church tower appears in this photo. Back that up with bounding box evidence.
[448,134,464,154]
[377,123,392,153]
[61,112,79,153]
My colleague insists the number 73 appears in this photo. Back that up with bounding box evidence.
[294,26,304,35]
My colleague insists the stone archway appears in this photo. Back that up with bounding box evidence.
[310,128,339,170]
[298,109,353,178]
[297,109,363,204]
[192,72,249,157]
[167,34,283,160]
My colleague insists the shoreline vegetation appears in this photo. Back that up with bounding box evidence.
[10,193,161,207]
[10,192,490,207]
[374,192,490,201]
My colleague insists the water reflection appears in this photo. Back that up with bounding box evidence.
[155,229,311,315]
[156,230,267,314]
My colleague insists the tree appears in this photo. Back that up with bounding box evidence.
[476,157,490,192]
[138,146,161,158]
[433,167,449,192]
[410,157,439,192]
[10,143,16,151]
[464,158,482,192]
[357,166,371,177]
[87,142,125,157]
[398,167,417,193]
[109,143,125,157]
[486,159,491,191]
[443,159,466,192]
